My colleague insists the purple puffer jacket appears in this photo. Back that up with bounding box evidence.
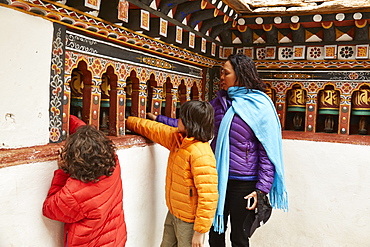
[156,115,178,127]
[210,90,275,193]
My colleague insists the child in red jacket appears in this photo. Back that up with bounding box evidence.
[43,116,127,247]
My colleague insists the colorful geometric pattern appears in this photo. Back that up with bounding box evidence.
[49,23,66,143]
[278,29,293,44]
[305,28,323,42]
[324,45,337,59]
[265,47,276,60]
[293,46,305,60]
[243,47,254,59]
[336,26,355,42]
[356,44,369,59]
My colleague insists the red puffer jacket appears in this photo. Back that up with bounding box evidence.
[43,158,127,247]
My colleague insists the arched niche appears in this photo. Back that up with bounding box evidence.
[125,77,133,119]
[127,70,140,117]
[285,84,307,131]
[161,77,175,117]
[316,85,340,133]
[177,80,187,116]
[69,60,92,128]
[70,68,84,120]
[190,82,199,100]
[100,65,119,135]
[350,84,370,135]
[146,73,157,115]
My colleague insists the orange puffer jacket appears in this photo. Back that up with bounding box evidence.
[42,158,127,247]
[126,116,218,233]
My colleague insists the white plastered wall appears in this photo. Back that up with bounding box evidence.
[1,141,370,246]
[0,7,52,148]
[250,140,370,247]
[0,144,169,247]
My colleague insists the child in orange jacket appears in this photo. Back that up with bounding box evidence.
[43,116,127,247]
[126,100,218,247]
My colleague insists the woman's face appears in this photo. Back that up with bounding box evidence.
[221,60,237,90]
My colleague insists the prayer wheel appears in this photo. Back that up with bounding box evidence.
[318,90,340,115]
[287,88,306,112]
[352,89,370,116]
[265,87,276,103]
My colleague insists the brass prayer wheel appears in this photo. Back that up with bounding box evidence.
[287,88,306,112]
[265,87,276,102]
[318,90,340,115]
[352,89,370,116]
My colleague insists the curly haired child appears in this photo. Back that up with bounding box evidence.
[126,100,218,247]
[43,116,127,247]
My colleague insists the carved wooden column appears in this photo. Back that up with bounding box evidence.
[169,88,178,118]
[109,81,126,136]
[83,84,100,128]
[306,103,316,133]
[276,93,286,129]
[305,89,317,133]
[151,87,163,116]
[130,73,141,117]
[62,80,71,140]
[339,104,350,135]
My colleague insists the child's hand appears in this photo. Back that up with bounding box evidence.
[146,112,157,121]
[192,231,204,247]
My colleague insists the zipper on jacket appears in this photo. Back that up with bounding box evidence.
[190,186,193,197]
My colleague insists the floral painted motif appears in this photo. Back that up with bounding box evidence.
[307,82,319,93]
[280,47,293,59]
[256,48,266,60]
[309,47,322,58]
[49,26,65,143]
[341,83,353,94]
[275,82,287,92]
[348,72,359,80]
[49,127,61,142]
[339,46,354,59]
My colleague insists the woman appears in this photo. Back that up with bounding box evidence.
[209,54,288,247]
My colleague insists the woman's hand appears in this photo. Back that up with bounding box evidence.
[192,231,205,247]
[244,191,258,210]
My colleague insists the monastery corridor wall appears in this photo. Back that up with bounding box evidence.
[1,6,370,247]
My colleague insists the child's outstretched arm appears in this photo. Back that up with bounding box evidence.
[43,170,85,223]
[126,116,179,150]
[146,113,179,127]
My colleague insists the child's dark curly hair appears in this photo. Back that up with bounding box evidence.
[60,125,117,183]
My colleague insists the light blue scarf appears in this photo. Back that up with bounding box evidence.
[213,86,288,234]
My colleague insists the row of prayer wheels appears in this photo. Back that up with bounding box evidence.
[286,88,370,115]
[285,87,370,134]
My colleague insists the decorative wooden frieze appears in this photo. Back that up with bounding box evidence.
[50,23,66,143]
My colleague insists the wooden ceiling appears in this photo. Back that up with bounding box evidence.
[56,0,370,58]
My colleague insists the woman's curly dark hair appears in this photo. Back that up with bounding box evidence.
[227,54,267,92]
[60,125,117,183]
